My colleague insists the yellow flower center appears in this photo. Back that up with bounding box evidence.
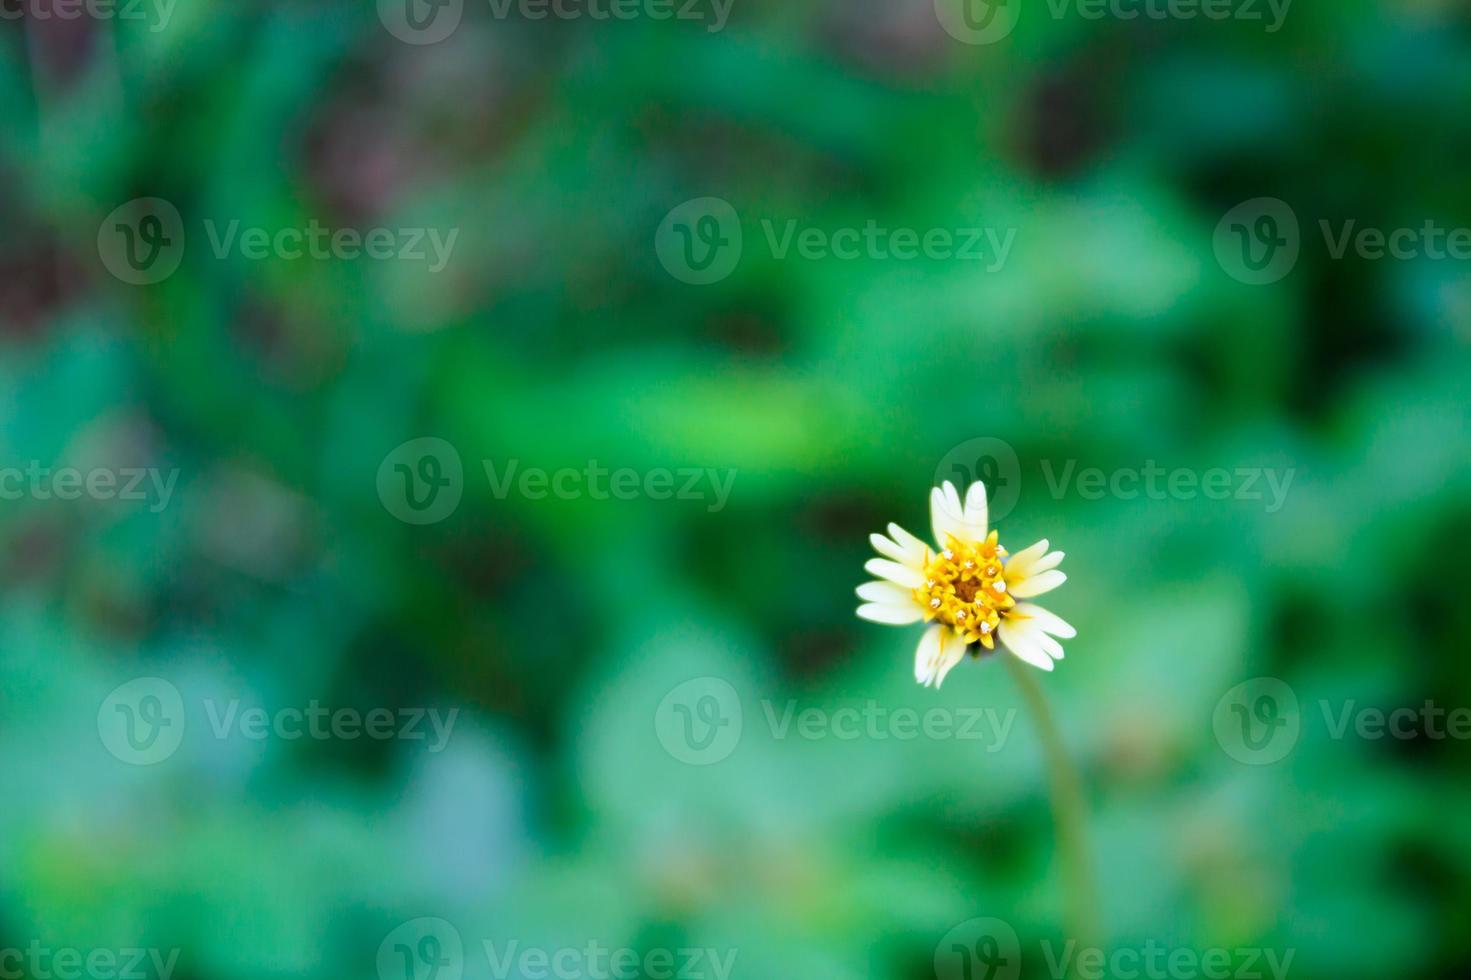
[913,530,1014,648]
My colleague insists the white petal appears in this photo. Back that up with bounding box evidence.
[858,602,923,625]
[998,618,1055,671]
[931,482,987,547]
[1009,569,1067,598]
[1035,632,1064,661]
[932,629,970,688]
[962,480,988,534]
[943,480,962,512]
[870,533,909,565]
[913,624,943,684]
[1013,602,1076,639]
[870,529,925,568]
[887,522,928,559]
[864,558,925,590]
[1031,550,1065,574]
[856,581,915,606]
[1005,539,1050,579]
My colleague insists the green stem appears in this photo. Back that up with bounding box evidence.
[1004,654,1100,960]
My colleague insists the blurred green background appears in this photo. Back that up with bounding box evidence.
[2,1,1469,979]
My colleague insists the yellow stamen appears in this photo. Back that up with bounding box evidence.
[913,530,1016,645]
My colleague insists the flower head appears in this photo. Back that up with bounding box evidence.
[857,480,1075,687]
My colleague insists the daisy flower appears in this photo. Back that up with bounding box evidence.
[857,480,1075,687]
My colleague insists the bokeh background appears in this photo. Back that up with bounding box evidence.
[2,1,1470,979]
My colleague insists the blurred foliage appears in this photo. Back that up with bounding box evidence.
[1,2,1470,980]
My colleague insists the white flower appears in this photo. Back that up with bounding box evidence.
[857,480,1075,687]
